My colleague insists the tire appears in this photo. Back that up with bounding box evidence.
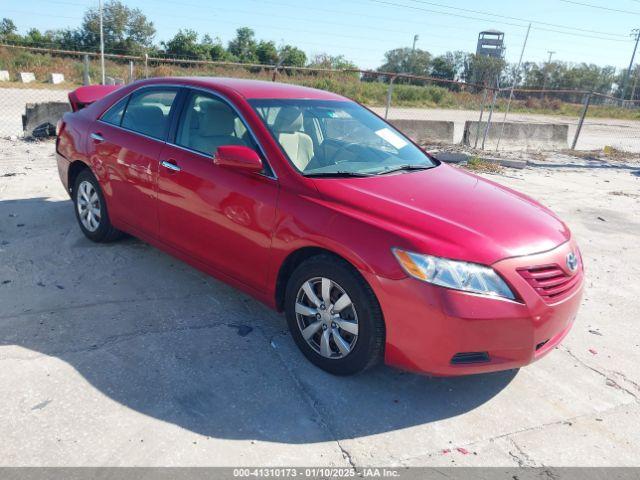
[285,254,385,375]
[73,169,123,243]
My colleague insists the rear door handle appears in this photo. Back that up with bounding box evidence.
[90,132,104,142]
[160,160,181,172]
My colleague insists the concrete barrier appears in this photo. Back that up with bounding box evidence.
[49,73,65,84]
[22,102,70,137]
[106,76,125,85]
[388,119,455,145]
[19,72,36,84]
[463,121,568,150]
[0,70,9,82]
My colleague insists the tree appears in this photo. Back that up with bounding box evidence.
[379,47,431,76]
[466,54,505,87]
[79,0,155,55]
[209,41,228,62]
[279,45,306,67]
[255,40,278,65]
[519,60,617,95]
[228,27,257,63]
[20,28,57,47]
[163,29,209,60]
[308,53,356,70]
[0,18,18,40]
[430,55,456,81]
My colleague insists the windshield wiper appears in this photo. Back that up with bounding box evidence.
[303,171,374,178]
[376,164,434,175]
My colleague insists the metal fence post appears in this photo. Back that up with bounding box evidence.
[384,75,396,120]
[474,87,488,149]
[144,53,149,78]
[571,91,592,150]
[82,54,90,85]
[482,88,498,150]
[129,60,134,83]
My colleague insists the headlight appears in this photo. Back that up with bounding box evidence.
[392,248,515,300]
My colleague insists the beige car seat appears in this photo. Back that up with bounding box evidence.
[186,101,244,155]
[273,107,314,171]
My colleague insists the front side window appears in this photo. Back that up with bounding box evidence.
[250,99,436,176]
[121,88,178,140]
[176,92,252,156]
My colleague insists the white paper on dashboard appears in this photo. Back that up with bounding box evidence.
[375,128,408,149]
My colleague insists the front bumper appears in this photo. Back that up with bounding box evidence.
[366,239,584,376]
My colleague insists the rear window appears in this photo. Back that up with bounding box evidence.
[120,89,178,140]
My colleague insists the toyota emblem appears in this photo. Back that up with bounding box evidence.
[566,252,579,273]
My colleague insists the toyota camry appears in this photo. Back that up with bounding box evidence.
[56,77,584,376]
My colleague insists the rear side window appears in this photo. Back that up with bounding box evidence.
[121,89,178,140]
[101,97,128,126]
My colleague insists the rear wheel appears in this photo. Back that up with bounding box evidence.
[73,169,122,242]
[285,255,385,375]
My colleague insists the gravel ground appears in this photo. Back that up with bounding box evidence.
[0,138,639,466]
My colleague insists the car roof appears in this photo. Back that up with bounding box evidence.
[149,77,349,101]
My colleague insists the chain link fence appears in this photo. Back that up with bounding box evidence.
[2,44,640,154]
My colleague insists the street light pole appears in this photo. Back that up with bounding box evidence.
[99,0,105,85]
[406,34,418,76]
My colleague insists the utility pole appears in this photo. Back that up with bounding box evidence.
[412,34,419,52]
[620,28,640,101]
[541,50,555,93]
[99,0,105,85]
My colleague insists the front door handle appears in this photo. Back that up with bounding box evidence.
[160,160,181,172]
[90,132,104,142]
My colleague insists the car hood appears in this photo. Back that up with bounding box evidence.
[312,164,570,265]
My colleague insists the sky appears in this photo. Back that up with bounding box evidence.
[3,0,640,70]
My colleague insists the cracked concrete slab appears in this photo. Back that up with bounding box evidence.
[0,138,639,466]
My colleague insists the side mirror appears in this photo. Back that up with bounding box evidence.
[214,145,263,173]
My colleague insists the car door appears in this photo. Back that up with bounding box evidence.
[157,90,279,292]
[88,86,180,237]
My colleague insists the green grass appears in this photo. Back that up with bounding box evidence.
[464,156,503,173]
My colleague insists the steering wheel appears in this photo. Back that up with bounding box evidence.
[324,140,362,164]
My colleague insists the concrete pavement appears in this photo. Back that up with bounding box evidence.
[0,138,638,466]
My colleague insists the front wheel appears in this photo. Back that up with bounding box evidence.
[284,255,385,375]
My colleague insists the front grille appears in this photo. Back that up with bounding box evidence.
[518,264,582,303]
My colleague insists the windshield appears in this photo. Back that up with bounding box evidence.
[249,99,436,176]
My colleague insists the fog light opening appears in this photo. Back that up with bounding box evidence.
[536,339,550,351]
[450,352,490,365]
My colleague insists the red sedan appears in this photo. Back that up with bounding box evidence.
[56,77,584,376]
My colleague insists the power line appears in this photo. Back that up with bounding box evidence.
[363,0,634,42]
[558,0,640,15]
[404,0,628,37]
